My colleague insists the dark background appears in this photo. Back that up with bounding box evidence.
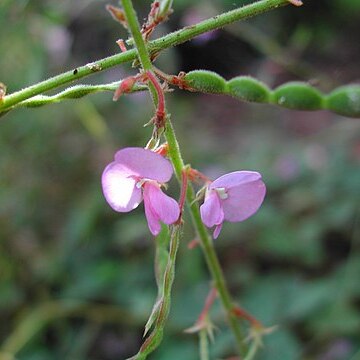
[0,0,360,359]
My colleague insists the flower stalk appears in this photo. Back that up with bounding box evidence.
[165,121,248,356]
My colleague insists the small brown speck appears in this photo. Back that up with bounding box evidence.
[73,69,78,75]
[0,82,6,102]
[86,63,102,72]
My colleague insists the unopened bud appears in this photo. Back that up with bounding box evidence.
[113,77,137,101]
[106,5,127,28]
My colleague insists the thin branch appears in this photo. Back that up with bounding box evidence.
[0,0,291,114]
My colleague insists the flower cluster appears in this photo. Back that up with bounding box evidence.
[102,147,266,238]
[102,147,179,236]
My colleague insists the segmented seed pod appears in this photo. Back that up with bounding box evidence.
[227,76,270,103]
[325,85,360,118]
[271,82,324,110]
[57,86,99,99]
[23,96,55,107]
[183,70,227,94]
[22,87,99,108]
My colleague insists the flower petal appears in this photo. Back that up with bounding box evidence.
[213,223,223,239]
[114,147,173,183]
[144,201,161,236]
[102,162,142,212]
[220,174,266,222]
[200,190,224,228]
[211,171,263,190]
[143,184,161,236]
[144,183,180,226]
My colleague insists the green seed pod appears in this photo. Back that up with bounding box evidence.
[58,86,97,99]
[325,85,360,118]
[184,70,227,94]
[227,76,270,103]
[23,96,53,107]
[272,82,323,110]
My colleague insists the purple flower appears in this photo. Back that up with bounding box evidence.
[102,147,180,236]
[200,171,266,239]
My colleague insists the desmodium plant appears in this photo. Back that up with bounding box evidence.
[1,0,359,359]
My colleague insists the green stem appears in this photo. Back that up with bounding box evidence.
[0,51,134,113]
[122,0,248,355]
[243,341,258,360]
[121,0,161,118]
[165,122,247,356]
[121,0,153,71]
[0,0,290,114]
[199,330,210,360]
[18,82,146,108]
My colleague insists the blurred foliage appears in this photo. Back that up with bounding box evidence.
[0,0,360,359]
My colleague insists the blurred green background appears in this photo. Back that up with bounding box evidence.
[1,0,360,359]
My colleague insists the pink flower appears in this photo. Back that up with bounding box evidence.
[200,171,266,239]
[102,147,180,236]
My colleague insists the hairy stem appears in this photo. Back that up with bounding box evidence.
[121,0,248,355]
[121,0,153,70]
[0,0,291,114]
[165,122,247,356]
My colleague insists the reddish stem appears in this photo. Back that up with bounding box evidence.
[187,238,200,249]
[198,287,218,323]
[153,67,192,91]
[149,1,160,19]
[187,168,212,184]
[145,70,166,128]
[116,39,127,53]
[153,142,169,156]
[141,1,164,40]
[232,305,263,329]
